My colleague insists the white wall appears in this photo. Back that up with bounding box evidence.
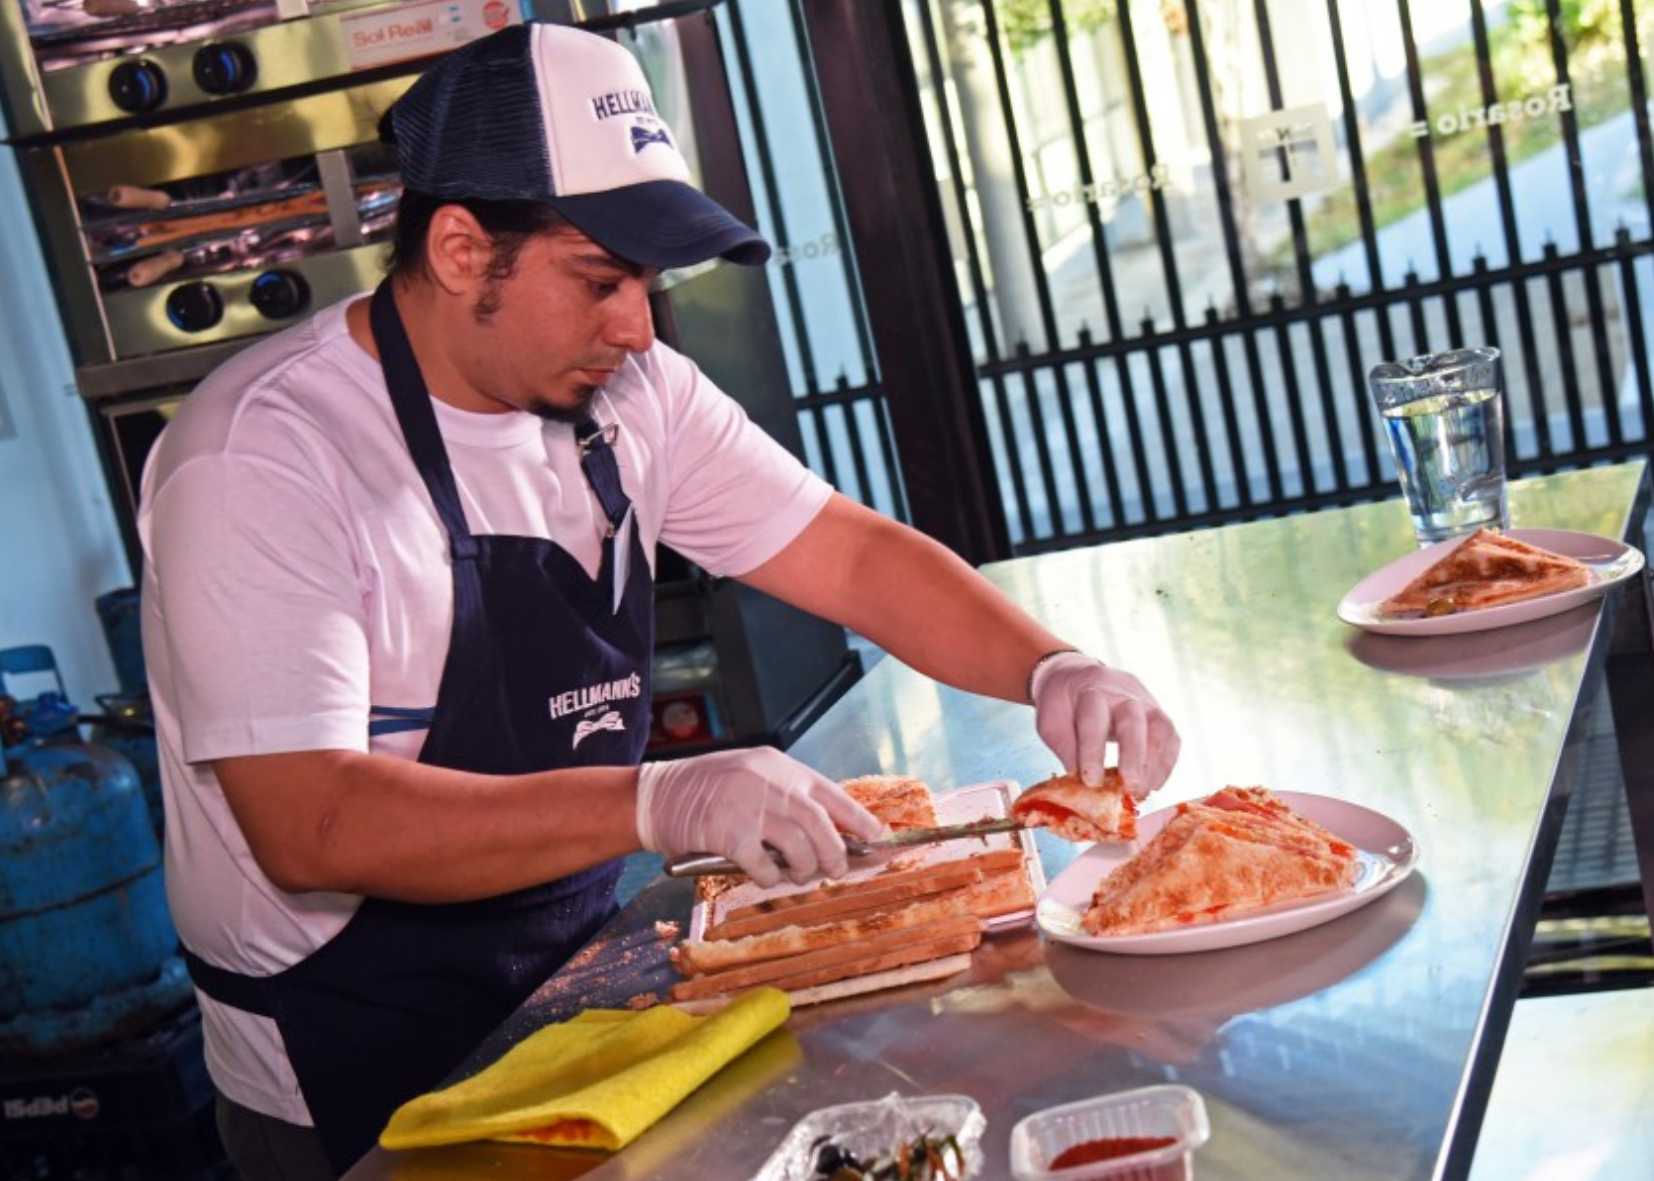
[0,141,132,707]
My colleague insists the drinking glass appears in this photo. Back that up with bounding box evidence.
[1368,346,1508,547]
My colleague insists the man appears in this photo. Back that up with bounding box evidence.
[139,21,1180,1181]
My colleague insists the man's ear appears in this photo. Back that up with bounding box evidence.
[424,204,492,296]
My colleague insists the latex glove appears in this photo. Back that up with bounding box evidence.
[635,747,886,889]
[1030,652,1180,799]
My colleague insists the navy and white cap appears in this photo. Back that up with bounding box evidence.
[382,22,770,269]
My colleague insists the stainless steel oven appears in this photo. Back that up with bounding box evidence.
[0,0,543,373]
[2,0,526,140]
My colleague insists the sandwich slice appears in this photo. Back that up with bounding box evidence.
[1081,786,1360,937]
[1378,528,1590,618]
[1010,770,1138,844]
[840,773,940,830]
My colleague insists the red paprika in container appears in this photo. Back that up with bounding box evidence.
[1051,1136,1179,1169]
[1007,1085,1209,1181]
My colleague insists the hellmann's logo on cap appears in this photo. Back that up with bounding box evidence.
[549,673,643,721]
[591,90,656,119]
[631,126,672,152]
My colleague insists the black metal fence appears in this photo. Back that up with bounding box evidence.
[717,0,909,522]
[722,0,1654,555]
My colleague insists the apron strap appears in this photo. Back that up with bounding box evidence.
[365,279,638,725]
[182,946,278,1018]
[370,280,631,544]
[368,704,437,736]
[369,281,477,559]
[575,418,632,534]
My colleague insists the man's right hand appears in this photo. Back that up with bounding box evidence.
[635,747,885,888]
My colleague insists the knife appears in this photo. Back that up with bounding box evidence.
[663,816,1027,878]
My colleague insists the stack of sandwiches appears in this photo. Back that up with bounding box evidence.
[668,775,1037,1006]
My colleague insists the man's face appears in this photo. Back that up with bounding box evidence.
[456,227,659,421]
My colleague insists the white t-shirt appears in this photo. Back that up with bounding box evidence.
[137,297,831,1123]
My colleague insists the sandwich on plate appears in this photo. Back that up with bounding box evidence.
[1378,528,1590,618]
[1081,786,1361,937]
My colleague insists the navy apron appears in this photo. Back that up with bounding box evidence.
[183,281,656,1173]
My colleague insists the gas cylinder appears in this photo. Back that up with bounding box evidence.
[89,693,162,839]
[0,689,184,1054]
[94,587,147,695]
[91,590,164,839]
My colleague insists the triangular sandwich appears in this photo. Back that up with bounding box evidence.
[1081,786,1360,937]
[1010,770,1137,843]
[1379,528,1589,618]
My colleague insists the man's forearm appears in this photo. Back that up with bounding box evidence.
[841,540,1069,701]
[742,494,1075,702]
[213,750,643,902]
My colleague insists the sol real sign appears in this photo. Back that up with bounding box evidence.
[340,0,521,72]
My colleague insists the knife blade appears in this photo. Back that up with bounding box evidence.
[663,816,1027,878]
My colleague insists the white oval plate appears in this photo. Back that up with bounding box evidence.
[1336,528,1644,637]
[1036,792,1418,956]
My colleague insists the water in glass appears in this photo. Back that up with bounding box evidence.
[1369,348,1507,546]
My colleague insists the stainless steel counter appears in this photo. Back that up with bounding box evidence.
[349,461,1652,1181]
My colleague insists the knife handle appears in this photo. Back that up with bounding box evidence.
[665,837,801,878]
[664,852,745,878]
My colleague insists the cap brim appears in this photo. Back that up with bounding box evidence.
[549,180,771,270]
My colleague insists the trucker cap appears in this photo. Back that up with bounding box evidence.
[381,22,770,269]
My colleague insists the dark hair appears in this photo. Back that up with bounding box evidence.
[385,189,572,284]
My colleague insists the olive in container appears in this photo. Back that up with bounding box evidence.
[753,1092,985,1181]
[1008,1084,1209,1181]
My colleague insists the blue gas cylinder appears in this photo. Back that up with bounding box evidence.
[90,693,162,839]
[95,587,147,695]
[0,700,179,1025]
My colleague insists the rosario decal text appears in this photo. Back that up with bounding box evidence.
[1027,164,1171,212]
[1410,84,1572,139]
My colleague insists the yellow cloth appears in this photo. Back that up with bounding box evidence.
[378,987,790,1153]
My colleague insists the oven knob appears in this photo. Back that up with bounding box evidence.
[108,59,168,115]
[193,42,257,96]
[250,270,310,320]
[165,283,224,333]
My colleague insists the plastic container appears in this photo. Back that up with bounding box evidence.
[753,1092,985,1181]
[1009,1085,1209,1181]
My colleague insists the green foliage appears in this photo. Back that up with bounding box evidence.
[1285,0,1649,270]
[1508,0,1620,52]
[994,0,1117,55]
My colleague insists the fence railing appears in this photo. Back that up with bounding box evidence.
[723,0,1654,557]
